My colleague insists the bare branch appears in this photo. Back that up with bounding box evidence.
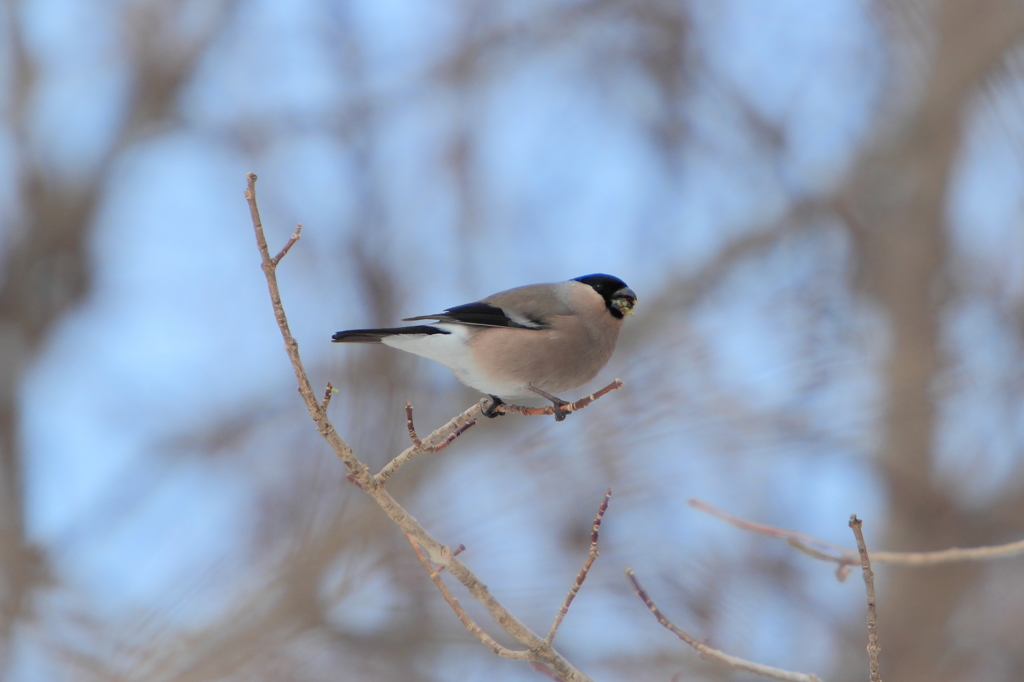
[404,534,532,661]
[320,381,335,412]
[689,499,858,580]
[375,402,483,485]
[689,499,850,557]
[867,539,1024,566]
[245,174,593,681]
[690,499,1024,569]
[545,488,611,646]
[626,568,823,682]
[405,402,478,453]
[271,223,302,267]
[850,516,882,682]
[495,379,624,418]
[246,172,374,487]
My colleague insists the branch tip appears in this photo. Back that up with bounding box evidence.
[404,402,477,455]
[270,222,302,266]
[849,515,882,682]
[320,381,335,411]
[544,488,612,645]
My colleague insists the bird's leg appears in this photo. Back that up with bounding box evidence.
[482,395,507,418]
[527,385,572,422]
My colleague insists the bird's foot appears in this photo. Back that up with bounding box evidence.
[527,385,572,421]
[550,398,571,422]
[482,395,506,418]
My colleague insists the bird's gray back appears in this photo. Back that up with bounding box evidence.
[482,281,576,323]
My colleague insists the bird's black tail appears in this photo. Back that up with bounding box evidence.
[331,326,449,343]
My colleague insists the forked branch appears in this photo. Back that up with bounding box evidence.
[375,402,483,485]
[404,534,531,661]
[405,401,478,453]
[545,488,611,646]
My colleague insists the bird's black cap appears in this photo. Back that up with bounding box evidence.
[573,273,636,318]
[573,273,631,299]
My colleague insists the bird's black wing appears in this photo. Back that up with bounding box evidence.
[332,326,450,343]
[403,302,547,329]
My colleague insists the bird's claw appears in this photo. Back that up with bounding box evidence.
[483,396,506,418]
[526,384,573,422]
[549,398,571,422]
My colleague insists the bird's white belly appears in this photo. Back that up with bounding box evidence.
[381,324,530,399]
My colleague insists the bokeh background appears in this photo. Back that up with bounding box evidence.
[2,0,1024,680]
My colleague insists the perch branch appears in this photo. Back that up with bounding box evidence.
[626,568,823,682]
[375,381,623,485]
[850,516,882,682]
[495,379,624,417]
[545,488,611,646]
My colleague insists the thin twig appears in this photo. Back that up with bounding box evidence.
[246,173,375,487]
[850,516,882,682]
[430,544,466,579]
[270,223,302,266]
[321,381,335,412]
[689,499,850,558]
[690,498,1024,568]
[866,538,1024,565]
[375,402,484,484]
[788,540,857,582]
[545,489,611,646]
[495,379,624,417]
[626,568,823,682]
[246,174,592,681]
[406,401,478,452]
[404,534,531,660]
[405,402,420,444]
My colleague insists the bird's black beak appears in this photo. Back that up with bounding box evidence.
[611,287,637,315]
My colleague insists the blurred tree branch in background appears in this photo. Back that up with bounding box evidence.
[841,1,1024,680]
[0,0,237,662]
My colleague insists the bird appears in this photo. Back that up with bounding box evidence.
[331,274,637,420]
